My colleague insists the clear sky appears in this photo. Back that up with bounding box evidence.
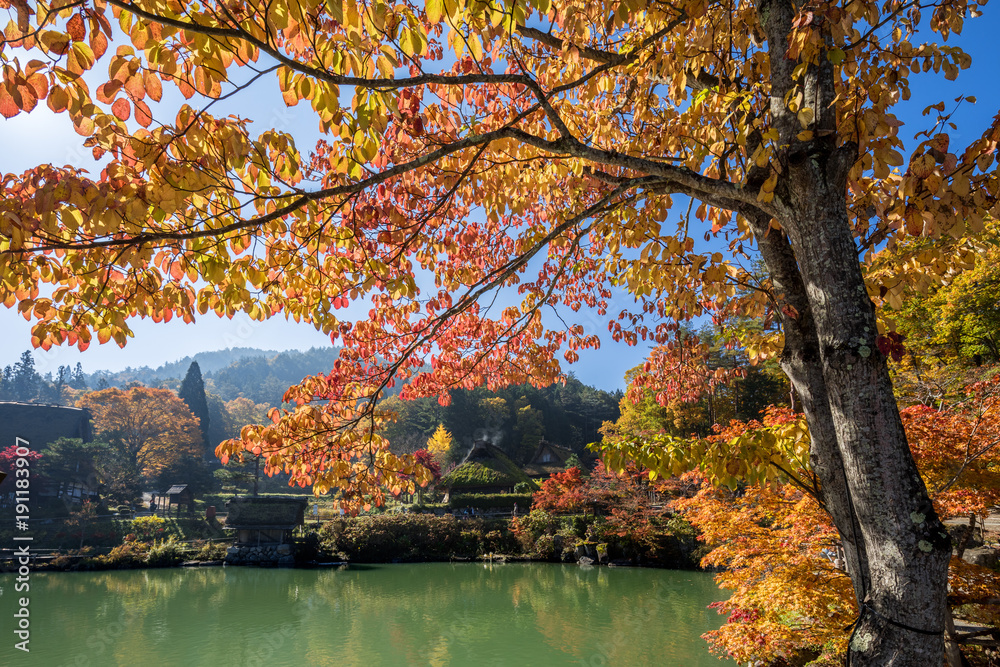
[1,13,998,392]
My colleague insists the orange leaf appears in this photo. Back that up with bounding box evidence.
[26,72,48,99]
[90,30,108,58]
[112,97,131,120]
[73,115,95,136]
[0,85,20,118]
[124,75,144,100]
[47,85,68,112]
[178,78,195,99]
[144,72,162,102]
[96,80,121,104]
[66,14,85,41]
[134,98,152,127]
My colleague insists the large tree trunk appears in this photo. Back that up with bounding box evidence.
[783,174,951,666]
[744,0,954,662]
[751,154,952,664]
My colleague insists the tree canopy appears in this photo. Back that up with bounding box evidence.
[178,360,210,451]
[77,386,203,480]
[3,0,999,661]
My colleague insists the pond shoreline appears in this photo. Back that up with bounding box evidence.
[1,511,706,572]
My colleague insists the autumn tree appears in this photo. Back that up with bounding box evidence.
[425,423,454,467]
[532,465,588,513]
[0,444,43,489]
[876,219,1000,370]
[3,0,1000,661]
[672,392,1000,665]
[78,387,203,489]
[224,396,271,436]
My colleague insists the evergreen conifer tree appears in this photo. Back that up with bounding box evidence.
[178,362,211,455]
[12,351,40,403]
[70,362,88,390]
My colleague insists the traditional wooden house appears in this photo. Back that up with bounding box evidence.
[0,402,92,448]
[440,441,537,496]
[164,484,194,515]
[523,440,577,479]
[224,496,308,546]
[0,403,93,504]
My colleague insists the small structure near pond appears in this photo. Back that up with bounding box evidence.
[224,496,308,566]
[163,484,194,515]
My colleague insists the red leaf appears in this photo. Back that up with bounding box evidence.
[877,335,892,357]
[134,99,152,127]
[66,14,85,42]
[112,97,130,120]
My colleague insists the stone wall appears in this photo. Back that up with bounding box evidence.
[225,542,295,567]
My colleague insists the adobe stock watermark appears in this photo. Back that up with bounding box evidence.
[11,437,34,653]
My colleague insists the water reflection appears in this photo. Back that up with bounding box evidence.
[0,564,730,666]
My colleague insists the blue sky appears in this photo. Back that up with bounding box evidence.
[1,13,998,392]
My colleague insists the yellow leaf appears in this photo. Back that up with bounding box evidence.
[426,0,444,24]
[796,107,814,128]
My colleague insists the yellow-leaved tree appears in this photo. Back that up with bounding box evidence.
[425,423,454,467]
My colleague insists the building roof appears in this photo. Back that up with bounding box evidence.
[0,402,92,451]
[441,441,537,491]
[523,441,577,477]
[224,496,309,529]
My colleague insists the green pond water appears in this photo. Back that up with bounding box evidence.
[0,563,731,666]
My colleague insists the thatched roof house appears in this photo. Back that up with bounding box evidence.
[441,441,537,494]
[0,402,92,450]
[523,440,578,478]
[225,496,309,545]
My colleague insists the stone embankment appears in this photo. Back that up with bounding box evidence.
[225,543,295,567]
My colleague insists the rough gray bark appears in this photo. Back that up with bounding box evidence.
[779,153,951,666]
[735,0,955,663]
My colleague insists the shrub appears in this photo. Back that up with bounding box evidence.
[146,537,187,567]
[532,534,558,560]
[131,515,167,541]
[449,493,533,510]
[318,514,517,562]
[97,542,150,569]
[192,540,227,561]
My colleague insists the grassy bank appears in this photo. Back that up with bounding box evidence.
[314,511,700,567]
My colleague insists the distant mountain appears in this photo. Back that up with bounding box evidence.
[84,347,338,402]
[152,347,283,376]
[207,347,343,404]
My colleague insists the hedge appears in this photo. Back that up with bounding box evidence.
[449,494,534,510]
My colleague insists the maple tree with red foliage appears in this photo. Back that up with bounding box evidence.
[669,380,1000,666]
[0,444,43,488]
[531,466,587,514]
[410,448,441,482]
